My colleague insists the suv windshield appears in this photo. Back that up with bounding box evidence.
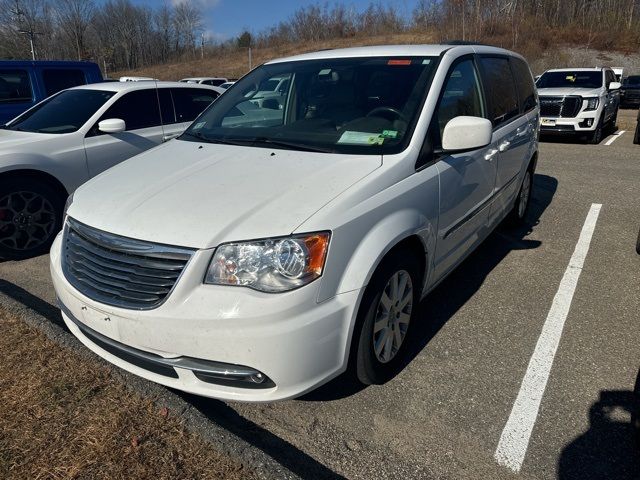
[537,71,603,89]
[623,75,640,86]
[7,89,115,134]
[180,56,438,154]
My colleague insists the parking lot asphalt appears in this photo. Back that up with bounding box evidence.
[1,124,638,479]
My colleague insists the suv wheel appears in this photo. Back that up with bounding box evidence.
[354,249,420,385]
[0,178,64,260]
[589,117,604,144]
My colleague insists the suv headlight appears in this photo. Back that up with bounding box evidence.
[204,232,330,293]
[584,97,599,111]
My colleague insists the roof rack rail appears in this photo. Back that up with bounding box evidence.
[442,40,490,46]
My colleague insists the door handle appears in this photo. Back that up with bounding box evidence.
[498,140,511,152]
[516,125,530,137]
[484,148,498,161]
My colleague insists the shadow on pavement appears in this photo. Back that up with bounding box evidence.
[558,389,640,480]
[0,278,66,330]
[181,393,346,479]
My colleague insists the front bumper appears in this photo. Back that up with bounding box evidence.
[50,233,362,402]
[539,114,599,134]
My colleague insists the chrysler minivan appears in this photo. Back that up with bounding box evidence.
[51,44,539,401]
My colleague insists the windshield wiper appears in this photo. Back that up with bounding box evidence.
[247,137,334,153]
[179,131,252,146]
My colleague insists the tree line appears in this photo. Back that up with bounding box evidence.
[1,0,639,75]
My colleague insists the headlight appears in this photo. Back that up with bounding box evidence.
[63,193,74,218]
[584,97,599,110]
[204,232,330,292]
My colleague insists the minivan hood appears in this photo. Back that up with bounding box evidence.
[537,86,601,97]
[70,140,382,249]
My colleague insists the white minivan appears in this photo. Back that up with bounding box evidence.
[51,44,539,402]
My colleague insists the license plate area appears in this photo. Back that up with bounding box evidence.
[80,305,121,340]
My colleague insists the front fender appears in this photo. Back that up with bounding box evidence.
[0,152,84,193]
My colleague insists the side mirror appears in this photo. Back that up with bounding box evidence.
[442,116,493,152]
[98,118,126,134]
[609,82,621,91]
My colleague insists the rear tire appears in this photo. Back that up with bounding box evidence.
[634,112,640,145]
[0,178,65,260]
[507,168,534,226]
[354,249,421,385]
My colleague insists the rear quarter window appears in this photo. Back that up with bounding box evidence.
[479,57,520,127]
[172,88,219,122]
[510,57,537,113]
[42,69,87,97]
[0,69,33,104]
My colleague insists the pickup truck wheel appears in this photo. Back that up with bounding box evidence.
[0,178,64,260]
[507,168,533,226]
[589,117,604,144]
[354,250,420,385]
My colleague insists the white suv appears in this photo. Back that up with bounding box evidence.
[537,67,621,144]
[51,44,539,402]
[0,82,222,259]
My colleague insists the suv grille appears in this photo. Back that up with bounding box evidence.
[62,218,194,310]
[539,96,582,118]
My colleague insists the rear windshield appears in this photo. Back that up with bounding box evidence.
[623,76,640,86]
[180,56,439,155]
[6,89,115,134]
[537,71,603,89]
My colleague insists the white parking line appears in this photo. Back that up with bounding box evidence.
[494,203,602,473]
[604,130,625,145]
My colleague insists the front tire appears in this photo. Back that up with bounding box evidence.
[354,250,421,385]
[0,178,64,260]
[589,117,604,144]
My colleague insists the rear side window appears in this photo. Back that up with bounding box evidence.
[202,79,225,86]
[171,88,219,122]
[479,57,519,126]
[434,59,485,139]
[510,57,537,113]
[42,69,87,97]
[98,89,161,132]
[0,69,33,104]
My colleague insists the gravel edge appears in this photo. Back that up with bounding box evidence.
[0,290,299,480]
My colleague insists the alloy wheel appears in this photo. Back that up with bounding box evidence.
[518,171,531,219]
[372,270,413,364]
[0,191,56,251]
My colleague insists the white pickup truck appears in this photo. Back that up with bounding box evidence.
[536,67,621,144]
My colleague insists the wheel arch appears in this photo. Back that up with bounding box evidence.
[0,168,69,201]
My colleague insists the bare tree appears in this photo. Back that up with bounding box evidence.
[55,0,93,60]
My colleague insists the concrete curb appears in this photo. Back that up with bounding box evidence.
[0,290,300,480]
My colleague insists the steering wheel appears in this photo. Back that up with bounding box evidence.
[366,106,408,123]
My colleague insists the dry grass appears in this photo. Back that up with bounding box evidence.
[0,306,255,480]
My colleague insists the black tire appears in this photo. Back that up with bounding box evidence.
[589,116,604,144]
[0,177,65,260]
[634,114,640,145]
[608,108,618,132]
[636,227,640,255]
[507,167,534,226]
[354,249,421,385]
[633,368,640,448]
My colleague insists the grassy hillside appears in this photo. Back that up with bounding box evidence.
[114,34,640,81]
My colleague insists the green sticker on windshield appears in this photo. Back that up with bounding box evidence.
[381,130,398,138]
[193,121,206,129]
[338,131,384,145]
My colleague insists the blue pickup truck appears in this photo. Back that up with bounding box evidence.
[0,60,103,124]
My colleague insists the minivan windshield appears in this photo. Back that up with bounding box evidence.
[536,71,603,89]
[7,89,115,134]
[180,56,438,154]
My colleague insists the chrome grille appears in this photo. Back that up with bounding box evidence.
[539,96,582,118]
[62,218,194,310]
